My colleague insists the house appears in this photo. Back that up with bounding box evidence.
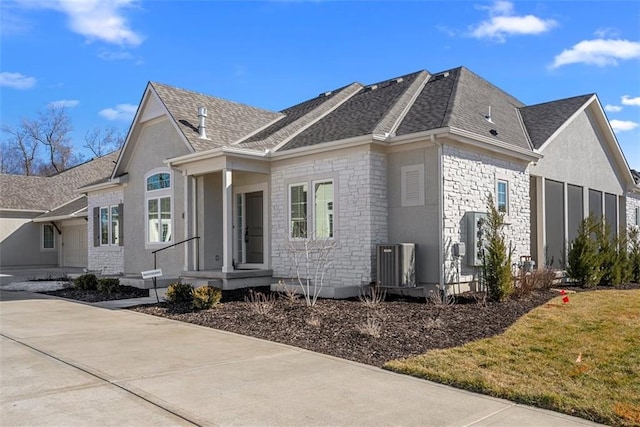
[76,66,639,297]
[0,152,119,270]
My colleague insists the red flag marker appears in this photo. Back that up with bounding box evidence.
[561,289,569,304]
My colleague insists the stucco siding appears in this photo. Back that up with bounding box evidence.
[529,109,625,195]
[270,146,387,288]
[122,118,191,277]
[442,144,530,284]
[387,145,440,284]
[0,212,58,267]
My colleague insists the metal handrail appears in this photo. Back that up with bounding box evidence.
[150,236,200,302]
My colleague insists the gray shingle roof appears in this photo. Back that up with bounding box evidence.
[35,196,87,220]
[519,94,594,149]
[237,82,363,150]
[397,67,533,150]
[0,151,118,212]
[151,82,283,152]
[281,71,424,151]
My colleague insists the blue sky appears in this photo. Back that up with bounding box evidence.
[1,0,639,168]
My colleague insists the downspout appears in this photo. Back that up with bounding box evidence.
[437,141,445,289]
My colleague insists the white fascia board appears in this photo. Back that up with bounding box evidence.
[0,208,47,214]
[32,211,88,223]
[165,147,269,168]
[387,128,449,145]
[448,127,543,162]
[78,176,125,194]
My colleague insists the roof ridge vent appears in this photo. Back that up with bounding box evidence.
[364,84,378,92]
[432,71,450,81]
[395,77,404,83]
[319,91,333,97]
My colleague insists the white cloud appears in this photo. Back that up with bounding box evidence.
[605,105,623,113]
[594,27,620,38]
[18,0,143,46]
[551,39,640,68]
[48,99,80,108]
[0,71,36,89]
[622,95,640,106]
[98,49,134,61]
[99,103,137,121]
[470,1,557,42]
[610,120,639,132]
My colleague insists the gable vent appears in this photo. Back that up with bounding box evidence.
[401,164,425,207]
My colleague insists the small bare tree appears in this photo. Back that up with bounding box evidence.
[285,232,337,307]
[84,126,124,157]
[1,123,40,175]
[26,105,76,174]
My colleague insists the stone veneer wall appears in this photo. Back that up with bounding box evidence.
[627,193,640,231]
[442,144,530,284]
[270,148,387,288]
[88,188,124,275]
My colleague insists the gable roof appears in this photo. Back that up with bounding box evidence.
[33,196,87,222]
[519,94,594,149]
[150,82,283,152]
[0,151,118,212]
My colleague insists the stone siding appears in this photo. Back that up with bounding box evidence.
[88,188,124,275]
[442,145,530,284]
[627,193,640,230]
[271,148,387,288]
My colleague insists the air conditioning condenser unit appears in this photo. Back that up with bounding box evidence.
[376,243,417,287]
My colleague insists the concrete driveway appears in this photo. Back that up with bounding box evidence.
[0,290,600,426]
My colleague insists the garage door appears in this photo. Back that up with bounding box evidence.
[63,225,87,267]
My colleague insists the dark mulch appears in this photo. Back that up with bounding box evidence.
[43,285,148,303]
[131,288,560,367]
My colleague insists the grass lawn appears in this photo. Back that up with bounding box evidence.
[384,289,640,427]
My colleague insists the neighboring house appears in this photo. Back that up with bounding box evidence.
[79,66,638,297]
[0,152,118,269]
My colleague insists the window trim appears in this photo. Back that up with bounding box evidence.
[496,179,509,215]
[288,182,308,240]
[312,179,334,239]
[635,206,639,227]
[287,176,337,241]
[99,205,121,246]
[41,224,56,251]
[144,168,173,246]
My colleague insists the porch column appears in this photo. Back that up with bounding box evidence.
[536,176,545,267]
[183,174,197,271]
[222,168,234,273]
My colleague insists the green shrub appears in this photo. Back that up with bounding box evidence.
[74,273,98,291]
[192,285,222,310]
[482,194,513,301]
[97,277,121,294]
[567,216,602,288]
[165,282,193,304]
[629,227,640,283]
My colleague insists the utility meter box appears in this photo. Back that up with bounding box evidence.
[466,212,487,266]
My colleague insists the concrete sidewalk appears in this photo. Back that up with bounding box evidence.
[0,290,600,426]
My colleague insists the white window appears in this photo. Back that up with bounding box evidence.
[496,179,509,214]
[145,170,172,244]
[401,165,424,207]
[314,180,334,238]
[42,224,55,250]
[99,205,120,246]
[289,183,308,239]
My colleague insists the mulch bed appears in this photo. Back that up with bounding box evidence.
[43,285,148,303]
[44,283,639,367]
[131,288,560,367]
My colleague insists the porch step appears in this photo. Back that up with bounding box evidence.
[181,269,273,290]
[119,275,179,290]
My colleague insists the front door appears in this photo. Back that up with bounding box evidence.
[236,190,264,267]
[245,191,264,264]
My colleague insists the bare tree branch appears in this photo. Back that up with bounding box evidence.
[24,105,74,174]
[1,122,40,175]
[83,126,124,157]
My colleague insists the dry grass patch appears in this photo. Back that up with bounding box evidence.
[384,290,640,427]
